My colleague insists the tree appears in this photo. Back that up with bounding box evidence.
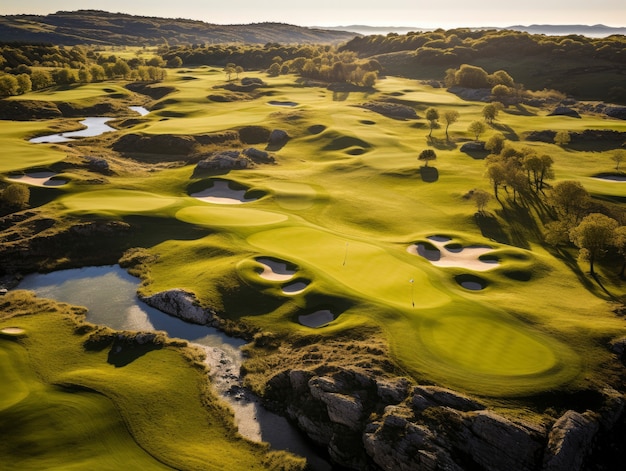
[235,66,244,79]
[485,133,505,155]
[554,130,571,147]
[611,150,625,172]
[482,102,502,124]
[472,189,491,213]
[418,149,437,167]
[362,71,377,88]
[468,120,486,141]
[569,213,619,275]
[267,63,281,77]
[167,56,183,68]
[16,74,32,94]
[614,226,626,277]
[1,183,29,209]
[443,110,459,141]
[0,74,19,96]
[549,180,590,224]
[491,84,511,101]
[224,65,235,81]
[486,161,506,200]
[78,67,92,83]
[112,59,131,79]
[425,108,439,138]
[453,64,490,88]
[30,70,53,90]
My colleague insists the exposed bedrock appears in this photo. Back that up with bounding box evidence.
[139,288,217,326]
[263,366,626,471]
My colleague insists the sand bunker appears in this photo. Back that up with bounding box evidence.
[282,281,309,295]
[257,258,297,281]
[455,274,487,291]
[0,327,26,335]
[298,310,335,328]
[408,236,499,271]
[594,175,626,182]
[7,171,67,187]
[268,100,298,107]
[191,181,257,205]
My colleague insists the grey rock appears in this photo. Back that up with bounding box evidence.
[242,147,274,164]
[605,106,626,120]
[542,410,599,471]
[84,156,110,173]
[457,410,546,471]
[460,141,486,152]
[412,385,485,412]
[269,129,289,145]
[140,289,215,325]
[376,377,411,404]
[196,150,250,170]
[549,106,581,118]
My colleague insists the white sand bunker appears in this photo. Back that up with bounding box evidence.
[408,236,499,271]
[257,258,297,281]
[191,180,257,205]
[298,310,335,328]
[1,327,26,335]
[7,171,67,187]
[282,281,309,295]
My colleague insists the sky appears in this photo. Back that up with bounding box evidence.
[1,0,625,29]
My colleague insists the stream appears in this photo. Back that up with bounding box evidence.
[16,265,331,470]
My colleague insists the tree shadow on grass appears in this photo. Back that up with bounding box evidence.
[419,166,439,183]
[107,339,163,368]
[490,123,519,141]
[474,212,511,245]
[428,136,457,150]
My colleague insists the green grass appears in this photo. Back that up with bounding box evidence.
[2,70,625,418]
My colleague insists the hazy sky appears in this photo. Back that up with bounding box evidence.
[2,0,625,28]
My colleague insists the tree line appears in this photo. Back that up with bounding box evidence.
[0,43,167,97]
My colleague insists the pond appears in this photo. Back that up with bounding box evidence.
[29,117,116,143]
[17,265,331,470]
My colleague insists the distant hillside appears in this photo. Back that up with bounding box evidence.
[0,10,358,45]
[507,24,626,36]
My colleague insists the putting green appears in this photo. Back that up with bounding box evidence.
[176,205,288,228]
[422,315,557,376]
[247,226,449,309]
[61,190,179,214]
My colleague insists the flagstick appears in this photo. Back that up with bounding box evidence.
[342,242,349,266]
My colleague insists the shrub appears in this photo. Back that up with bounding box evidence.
[1,183,30,208]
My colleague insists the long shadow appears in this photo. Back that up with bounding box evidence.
[429,137,457,150]
[419,166,439,183]
[490,123,519,141]
[474,212,511,244]
[107,339,163,368]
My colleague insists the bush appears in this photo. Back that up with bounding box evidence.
[1,183,30,208]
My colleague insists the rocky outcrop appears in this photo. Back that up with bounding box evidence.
[0,99,61,120]
[263,366,626,471]
[269,129,289,147]
[358,101,419,120]
[460,140,486,153]
[542,410,599,471]
[113,133,197,155]
[139,289,216,325]
[196,150,251,170]
[548,106,581,118]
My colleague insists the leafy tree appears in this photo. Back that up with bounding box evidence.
[443,110,459,141]
[485,133,505,155]
[468,120,486,140]
[482,102,502,124]
[235,66,244,79]
[453,64,490,88]
[1,183,29,209]
[224,65,235,81]
[89,64,106,81]
[614,226,626,277]
[490,70,514,87]
[267,63,281,77]
[549,180,590,224]
[569,213,619,275]
[472,189,491,213]
[16,74,31,94]
[523,151,554,192]
[0,74,19,96]
[113,59,131,78]
[30,70,53,90]
[362,71,377,88]
[418,149,437,167]
[611,150,625,172]
[167,56,183,68]
[78,67,92,83]
[491,84,511,100]
[425,107,439,138]
[52,68,76,85]
[554,130,571,147]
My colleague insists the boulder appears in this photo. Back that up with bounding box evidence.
[196,150,250,170]
[460,141,486,152]
[548,106,581,118]
[605,106,626,120]
[113,133,196,155]
[269,129,289,146]
[542,410,600,471]
[243,147,274,164]
[139,289,215,325]
[83,156,110,173]
[358,101,419,120]
[238,125,270,144]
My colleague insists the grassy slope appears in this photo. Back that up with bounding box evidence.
[2,70,625,402]
[0,292,295,470]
